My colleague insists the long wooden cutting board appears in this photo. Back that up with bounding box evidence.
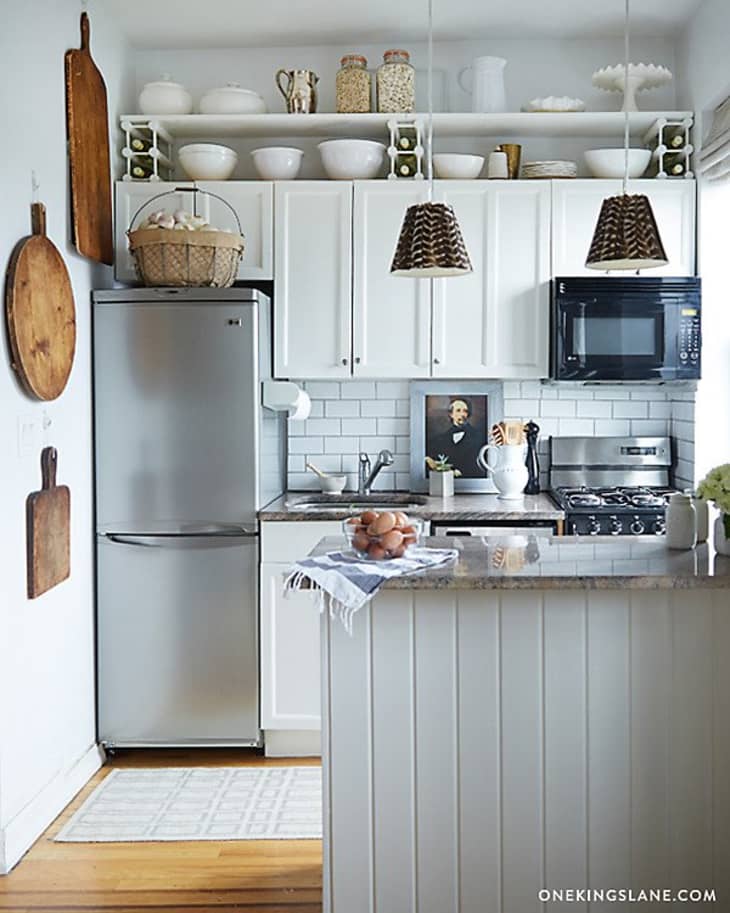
[26,447,71,599]
[65,12,113,265]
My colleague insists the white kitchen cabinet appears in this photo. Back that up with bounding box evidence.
[552,179,696,278]
[260,520,343,738]
[114,181,194,282]
[196,181,273,280]
[274,182,352,379]
[352,181,431,378]
[114,180,274,284]
[433,181,551,379]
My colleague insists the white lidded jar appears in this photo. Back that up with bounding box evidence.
[139,74,193,115]
[684,490,709,544]
[666,492,697,550]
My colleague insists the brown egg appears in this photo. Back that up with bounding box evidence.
[352,532,370,553]
[381,529,404,552]
[360,510,378,527]
[347,516,360,526]
[371,511,396,535]
[390,545,406,558]
[394,511,409,528]
[368,543,387,561]
[366,523,380,537]
[401,525,418,545]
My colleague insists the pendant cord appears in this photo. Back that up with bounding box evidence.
[427,0,434,200]
[623,0,630,195]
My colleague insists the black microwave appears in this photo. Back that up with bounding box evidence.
[552,277,702,381]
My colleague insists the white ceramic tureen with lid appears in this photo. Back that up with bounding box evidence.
[138,75,193,115]
[199,83,267,114]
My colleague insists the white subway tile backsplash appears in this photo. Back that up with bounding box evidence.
[287,380,696,493]
[341,381,377,399]
[612,401,648,419]
[341,418,378,436]
[361,399,398,417]
[325,436,360,453]
[325,400,360,418]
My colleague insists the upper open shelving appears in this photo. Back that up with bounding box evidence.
[120,111,694,141]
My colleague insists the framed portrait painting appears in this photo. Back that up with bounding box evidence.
[409,381,504,493]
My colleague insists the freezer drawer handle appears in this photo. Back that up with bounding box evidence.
[106,532,254,548]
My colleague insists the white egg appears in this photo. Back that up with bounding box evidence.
[157,213,175,229]
[148,209,166,224]
[173,208,191,224]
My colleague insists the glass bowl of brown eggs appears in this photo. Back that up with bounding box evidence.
[343,510,423,560]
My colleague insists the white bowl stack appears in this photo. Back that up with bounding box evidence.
[251,147,303,180]
[318,140,386,180]
[178,143,238,180]
[584,148,652,179]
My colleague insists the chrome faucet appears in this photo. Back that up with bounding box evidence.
[358,449,394,495]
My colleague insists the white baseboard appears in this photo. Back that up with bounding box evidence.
[264,730,321,758]
[0,743,104,874]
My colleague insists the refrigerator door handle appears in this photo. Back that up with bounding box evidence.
[105,533,255,549]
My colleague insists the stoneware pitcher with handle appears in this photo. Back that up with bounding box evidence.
[477,443,528,500]
[458,56,507,113]
[276,68,319,113]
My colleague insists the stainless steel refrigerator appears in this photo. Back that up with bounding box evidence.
[92,288,285,748]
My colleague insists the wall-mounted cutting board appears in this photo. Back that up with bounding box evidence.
[65,12,113,265]
[26,447,71,599]
[5,202,76,400]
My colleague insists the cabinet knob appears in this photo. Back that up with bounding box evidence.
[354,356,361,364]
[341,357,348,365]
[433,357,441,365]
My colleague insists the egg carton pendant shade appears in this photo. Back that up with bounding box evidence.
[586,194,668,271]
[391,202,473,276]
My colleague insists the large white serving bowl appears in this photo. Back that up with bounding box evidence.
[318,139,386,180]
[178,143,238,180]
[251,146,303,180]
[584,148,652,179]
[433,153,485,179]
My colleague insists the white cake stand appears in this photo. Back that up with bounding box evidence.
[592,63,672,112]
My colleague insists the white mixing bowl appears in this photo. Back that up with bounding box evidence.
[433,153,485,179]
[178,143,238,180]
[584,148,652,179]
[251,147,303,180]
[318,139,386,180]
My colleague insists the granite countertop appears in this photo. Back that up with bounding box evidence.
[260,491,564,522]
[310,535,730,591]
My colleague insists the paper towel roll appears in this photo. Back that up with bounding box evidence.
[288,389,311,421]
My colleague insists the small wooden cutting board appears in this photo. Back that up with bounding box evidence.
[26,447,70,599]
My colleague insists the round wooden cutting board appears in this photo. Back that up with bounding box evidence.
[5,203,76,400]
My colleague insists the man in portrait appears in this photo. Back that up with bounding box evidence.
[427,397,486,478]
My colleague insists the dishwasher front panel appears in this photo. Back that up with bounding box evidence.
[97,533,259,747]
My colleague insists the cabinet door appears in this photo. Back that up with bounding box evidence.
[260,562,321,730]
[274,182,352,379]
[552,179,696,277]
[114,181,194,283]
[195,181,273,280]
[433,181,551,379]
[353,181,431,378]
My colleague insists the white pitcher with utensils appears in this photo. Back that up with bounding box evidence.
[478,443,528,500]
[458,56,507,113]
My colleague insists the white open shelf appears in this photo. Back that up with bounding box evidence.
[120,111,694,141]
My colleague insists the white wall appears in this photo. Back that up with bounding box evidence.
[130,36,677,180]
[0,0,133,873]
[676,0,730,486]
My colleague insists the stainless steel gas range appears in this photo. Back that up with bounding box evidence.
[549,436,677,537]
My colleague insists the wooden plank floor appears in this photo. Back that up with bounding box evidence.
[0,749,323,913]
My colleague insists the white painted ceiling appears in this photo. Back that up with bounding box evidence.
[106,0,704,48]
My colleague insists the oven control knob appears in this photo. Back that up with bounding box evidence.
[652,518,666,536]
[630,517,646,535]
[588,516,601,536]
[609,516,623,536]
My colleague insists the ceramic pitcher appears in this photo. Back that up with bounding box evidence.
[276,68,319,113]
[458,56,507,113]
[477,443,528,500]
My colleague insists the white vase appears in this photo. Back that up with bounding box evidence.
[477,443,528,501]
[714,515,730,556]
[429,470,454,498]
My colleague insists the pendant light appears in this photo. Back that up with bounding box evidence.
[390,0,472,277]
[585,0,668,271]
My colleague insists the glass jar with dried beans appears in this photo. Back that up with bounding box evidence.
[377,49,415,113]
[336,55,371,113]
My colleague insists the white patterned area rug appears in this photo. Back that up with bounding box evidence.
[55,766,322,842]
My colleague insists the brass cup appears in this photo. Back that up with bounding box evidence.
[498,143,522,179]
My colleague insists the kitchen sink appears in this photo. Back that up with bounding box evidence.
[286,494,429,512]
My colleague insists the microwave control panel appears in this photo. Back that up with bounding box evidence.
[678,308,701,366]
